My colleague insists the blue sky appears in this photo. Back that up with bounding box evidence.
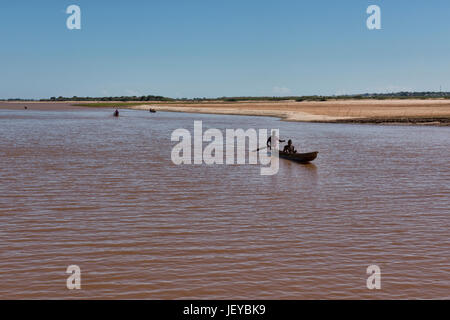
[1,0,450,99]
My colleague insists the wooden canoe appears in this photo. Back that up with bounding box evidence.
[270,150,318,163]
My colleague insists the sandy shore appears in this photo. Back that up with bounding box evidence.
[130,99,450,125]
[2,100,450,125]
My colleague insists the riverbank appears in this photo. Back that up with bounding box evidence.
[129,99,450,126]
[1,100,449,125]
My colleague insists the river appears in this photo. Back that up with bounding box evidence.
[0,108,448,299]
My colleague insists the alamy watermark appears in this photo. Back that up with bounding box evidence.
[171,121,280,176]
[65,5,381,31]
[366,265,381,290]
[66,5,81,30]
[66,265,81,290]
[367,5,381,30]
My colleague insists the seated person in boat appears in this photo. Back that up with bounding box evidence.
[283,139,297,154]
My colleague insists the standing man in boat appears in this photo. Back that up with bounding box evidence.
[114,109,119,117]
[267,130,285,150]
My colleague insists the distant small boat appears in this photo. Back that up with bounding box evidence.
[149,108,156,113]
[271,151,318,163]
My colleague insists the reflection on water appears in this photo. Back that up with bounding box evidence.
[0,108,449,299]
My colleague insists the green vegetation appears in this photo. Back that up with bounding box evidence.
[74,102,149,108]
[3,91,450,103]
[43,95,174,102]
[296,96,328,102]
[188,91,450,102]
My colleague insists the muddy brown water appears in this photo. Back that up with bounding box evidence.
[0,108,449,299]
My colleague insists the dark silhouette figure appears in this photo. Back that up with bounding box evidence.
[283,139,297,154]
[114,109,119,117]
[266,132,285,150]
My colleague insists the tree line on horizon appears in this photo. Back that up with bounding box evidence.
[2,91,450,102]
